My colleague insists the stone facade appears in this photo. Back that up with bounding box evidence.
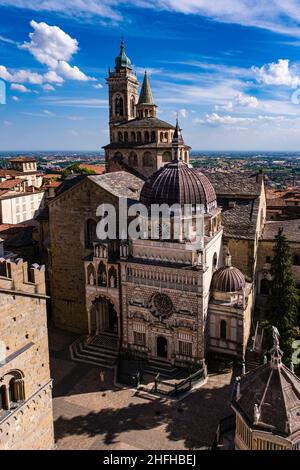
[49,173,143,332]
[0,258,54,450]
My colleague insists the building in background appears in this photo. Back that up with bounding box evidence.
[8,157,43,188]
[0,190,44,224]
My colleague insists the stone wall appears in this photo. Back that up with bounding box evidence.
[0,259,54,450]
[48,178,120,332]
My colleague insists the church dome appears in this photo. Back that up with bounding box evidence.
[140,159,217,212]
[212,260,246,293]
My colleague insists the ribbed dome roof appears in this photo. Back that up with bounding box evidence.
[140,160,217,212]
[212,255,246,293]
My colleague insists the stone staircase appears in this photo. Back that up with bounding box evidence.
[142,357,188,380]
[70,333,119,368]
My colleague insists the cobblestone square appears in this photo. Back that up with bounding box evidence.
[50,328,234,450]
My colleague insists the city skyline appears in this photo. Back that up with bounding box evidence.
[2,1,300,150]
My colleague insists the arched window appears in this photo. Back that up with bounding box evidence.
[164,132,168,142]
[151,131,156,142]
[108,266,118,289]
[98,262,107,287]
[160,132,164,142]
[220,320,227,340]
[143,151,153,167]
[114,95,124,117]
[0,370,25,413]
[118,132,123,143]
[162,151,172,163]
[87,264,96,286]
[130,96,135,118]
[114,151,123,160]
[131,132,136,142]
[86,219,97,249]
[144,131,150,143]
[213,253,218,270]
[129,152,138,167]
[9,378,17,404]
[137,131,142,143]
[293,254,300,266]
[260,278,270,295]
[124,131,129,142]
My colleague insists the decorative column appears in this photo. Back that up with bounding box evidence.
[14,379,25,402]
[96,302,100,335]
[3,385,10,409]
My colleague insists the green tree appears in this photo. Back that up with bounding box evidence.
[62,164,96,180]
[263,228,299,365]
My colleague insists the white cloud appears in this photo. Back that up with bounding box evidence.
[94,83,103,89]
[55,61,93,81]
[42,83,55,91]
[40,96,107,108]
[10,83,30,93]
[1,1,300,37]
[0,0,122,22]
[0,35,19,45]
[3,120,13,126]
[179,108,188,118]
[235,93,259,108]
[217,93,259,111]
[12,96,19,101]
[0,65,44,84]
[20,20,94,81]
[196,112,293,127]
[43,109,55,116]
[21,20,79,68]
[44,70,64,83]
[253,59,300,87]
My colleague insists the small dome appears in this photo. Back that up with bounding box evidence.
[212,264,246,293]
[115,40,132,69]
[140,159,217,212]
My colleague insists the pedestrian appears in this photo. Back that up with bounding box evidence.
[100,370,105,384]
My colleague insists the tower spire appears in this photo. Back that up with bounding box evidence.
[138,71,155,106]
[171,117,185,162]
[137,71,157,118]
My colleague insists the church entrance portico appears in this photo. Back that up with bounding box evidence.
[91,297,119,336]
[157,336,168,359]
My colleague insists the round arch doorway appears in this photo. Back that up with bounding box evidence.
[93,297,118,336]
[157,336,168,359]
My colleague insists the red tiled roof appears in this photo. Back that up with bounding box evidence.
[79,164,106,175]
[46,182,61,188]
[10,157,37,163]
[0,179,23,190]
[0,169,23,177]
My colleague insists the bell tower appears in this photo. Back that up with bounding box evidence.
[106,40,139,134]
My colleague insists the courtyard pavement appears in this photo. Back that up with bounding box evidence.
[49,327,235,450]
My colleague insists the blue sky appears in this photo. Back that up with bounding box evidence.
[2,1,300,150]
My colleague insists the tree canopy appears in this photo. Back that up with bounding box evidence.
[264,228,299,366]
